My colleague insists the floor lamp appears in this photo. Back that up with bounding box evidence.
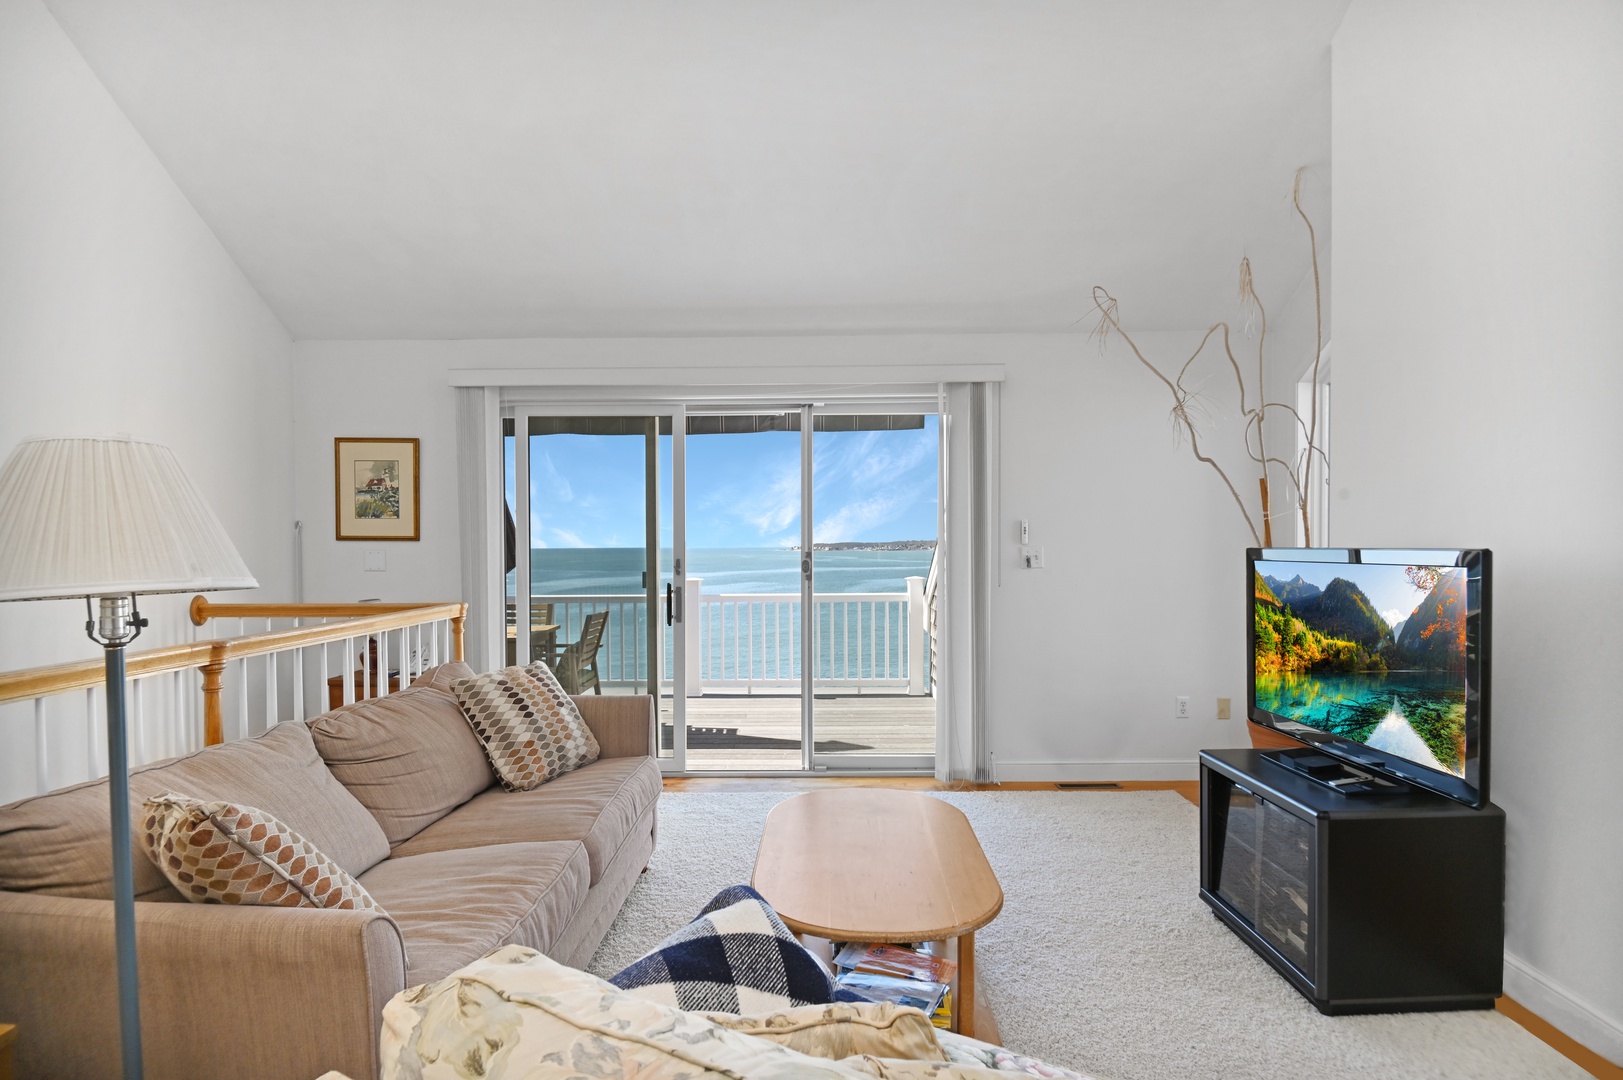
[0,436,258,1080]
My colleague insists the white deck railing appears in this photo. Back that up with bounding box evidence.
[517,576,931,696]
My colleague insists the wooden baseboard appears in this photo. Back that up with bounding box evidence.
[662,775,1200,804]
[1498,997,1623,1079]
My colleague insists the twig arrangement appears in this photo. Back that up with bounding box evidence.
[1090,167,1327,547]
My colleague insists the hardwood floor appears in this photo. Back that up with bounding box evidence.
[662,773,1201,804]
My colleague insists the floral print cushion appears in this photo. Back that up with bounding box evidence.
[382,945,873,1079]
[936,1031,1100,1079]
[380,944,1110,1080]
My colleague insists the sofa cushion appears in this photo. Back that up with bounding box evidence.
[450,665,599,791]
[0,722,390,902]
[358,841,589,986]
[309,669,495,846]
[140,792,386,913]
[388,755,660,884]
[407,660,476,693]
[609,885,838,1014]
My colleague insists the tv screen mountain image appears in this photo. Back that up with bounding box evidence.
[1254,559,1468,777]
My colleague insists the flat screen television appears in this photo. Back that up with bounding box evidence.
[1248,548,1491,808]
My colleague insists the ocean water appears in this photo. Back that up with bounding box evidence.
[520,547,935,595]
[512,547,936,684]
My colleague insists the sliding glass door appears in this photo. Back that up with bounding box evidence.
[807,409,938,771]
[506,408,687,768]
[503,400,936,774]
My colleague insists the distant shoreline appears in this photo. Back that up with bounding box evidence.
[793,540,937,552]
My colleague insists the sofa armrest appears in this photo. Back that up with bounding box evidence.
[573,694,657,758]
[0,890,404,1080]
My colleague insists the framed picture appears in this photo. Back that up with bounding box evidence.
[334,437,420,540]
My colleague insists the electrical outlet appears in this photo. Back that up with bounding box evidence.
[1021,546,1044,569]
[1175,696,1190,719]
[1217,697,1232,720]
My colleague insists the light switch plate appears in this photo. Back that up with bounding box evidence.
[1021,546,1044,569]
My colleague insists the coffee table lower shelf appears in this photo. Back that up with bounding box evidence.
[797,932,999,1045]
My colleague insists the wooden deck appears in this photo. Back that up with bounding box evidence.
[653,693,935,771]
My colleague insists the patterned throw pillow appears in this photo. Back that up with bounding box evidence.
[608,885,841,1014]
[140,792,386,912]
[450,665,599,791]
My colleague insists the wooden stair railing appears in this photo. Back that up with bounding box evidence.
[187,598,465,744]
[0,600,466,778]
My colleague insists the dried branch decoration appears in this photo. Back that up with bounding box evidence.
[1091,167,1327,547]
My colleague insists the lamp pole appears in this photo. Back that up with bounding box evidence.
[91,595,146,1080]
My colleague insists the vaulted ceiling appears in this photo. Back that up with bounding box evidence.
[44,0,1348,340]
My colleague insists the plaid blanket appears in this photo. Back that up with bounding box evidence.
[608,885,860,1013]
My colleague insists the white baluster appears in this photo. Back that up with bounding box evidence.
[172,670,185,753]
[131,677,144,765]
[85,686,98,778]
[238,658,249,739]
[292,619,305,722]
[319,635,331,710]
[266,652,278,727]
[34,697,49,794]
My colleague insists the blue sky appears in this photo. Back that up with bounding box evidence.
[506,418,939,550]
[1258,559,1451,629]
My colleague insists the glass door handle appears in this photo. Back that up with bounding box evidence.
[665,582,673,626]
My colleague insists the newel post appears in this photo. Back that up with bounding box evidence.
[201,642,228,746]
[451,605,466,663]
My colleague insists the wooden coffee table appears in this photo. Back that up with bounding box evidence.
[751,789,1003,1040]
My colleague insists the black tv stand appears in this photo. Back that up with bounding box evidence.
[1200,748,1505,1014]
[1264,747,1406,796]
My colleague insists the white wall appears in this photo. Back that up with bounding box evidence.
[0,0,295,803]
[1333,0,1623,1059]
[291,346,463,605]
[294,333,1262,779]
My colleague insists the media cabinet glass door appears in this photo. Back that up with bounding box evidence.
[1211,777,1315,984]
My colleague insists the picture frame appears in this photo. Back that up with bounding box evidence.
[334,437,420,540]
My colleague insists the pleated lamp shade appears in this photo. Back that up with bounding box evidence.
[0,436,259,602]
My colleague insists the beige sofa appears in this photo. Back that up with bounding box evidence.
[0,661,660,1080]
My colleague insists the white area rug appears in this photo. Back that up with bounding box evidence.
[586,790,1587,1080]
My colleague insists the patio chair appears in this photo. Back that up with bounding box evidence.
[504,602,557,667]
[553,609,608,694]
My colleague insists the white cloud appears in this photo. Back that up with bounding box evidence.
[744,466,801,537]
[540,451,573,503]
[549,527,587,548]
[1381,609,1404,628]
[817,493,909,543]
